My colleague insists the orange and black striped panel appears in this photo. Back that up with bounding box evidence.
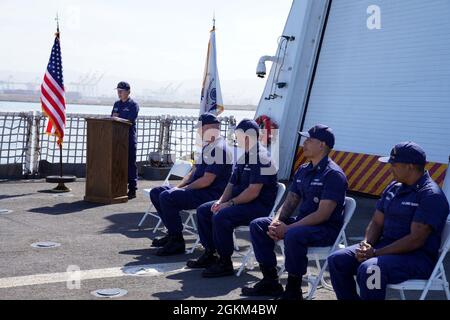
[292,147,448,196]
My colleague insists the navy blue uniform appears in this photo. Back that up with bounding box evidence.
[250,156,348,277]
[328,172,449,300]
[196,144,278,258]
[111,98,139,191]
[150,137,232,235]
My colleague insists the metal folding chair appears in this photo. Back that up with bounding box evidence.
[387,218,450,300]
[138,159,193,232]
[276,196,356,299]
[235,182,287,276]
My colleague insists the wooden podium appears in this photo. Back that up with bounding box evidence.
[84,117,131,204]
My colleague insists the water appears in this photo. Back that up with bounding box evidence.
[0,101,255,122]
[0,100,256,168]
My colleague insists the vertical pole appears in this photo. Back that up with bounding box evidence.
[33,112,41,175]
[59,144,63,177]
[24,112,34,176]
[163,117,171,162]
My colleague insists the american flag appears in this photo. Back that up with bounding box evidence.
[40,30,65,146]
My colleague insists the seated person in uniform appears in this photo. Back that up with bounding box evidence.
[149,113,232,256]
[328,142,449,300]
[242,124,348,300]
[186,119,279,278]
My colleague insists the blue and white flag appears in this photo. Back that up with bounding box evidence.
[199,24,224,115]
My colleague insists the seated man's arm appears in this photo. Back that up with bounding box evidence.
[362,192,448,259]
[231,183,263,205]
[218,167,238,204]
[374,222,432,256]
[288,170,346,227]
[184,172,217,190]
[176,168,195,188]
[219,183,234,203]
[289,199,337,228]
[211,183,235,213]
[373,193,447,256]
[230,160,277,205]
[364,210,384,245]
[185,154,228,190]
[276,191,301,222]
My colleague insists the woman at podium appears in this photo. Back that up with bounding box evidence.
[111,81,140,199]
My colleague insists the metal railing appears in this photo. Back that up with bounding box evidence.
[0,112,34,176]
[0,111,235,178]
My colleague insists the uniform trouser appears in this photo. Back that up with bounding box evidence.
[250,217,339,277]
[327,242,435,300]
[197,200,272,258]
[149,186,219,236]
[128,141,137,191]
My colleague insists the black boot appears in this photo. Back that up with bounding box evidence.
[202,256,234,278]
[186,249,219,269]
[241,265,284,297]
[151,235,170,248]
[155,234,185,256]
[277,274,304,300]
[127,190,136,200]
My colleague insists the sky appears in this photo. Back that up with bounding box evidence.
[0,0,292,105]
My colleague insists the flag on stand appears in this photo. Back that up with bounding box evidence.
[40,26,66,146]
[199,22,224,115]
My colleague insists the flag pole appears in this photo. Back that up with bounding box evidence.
[56,13,63,179]
[45,13,76,192]
[56,12,60,36]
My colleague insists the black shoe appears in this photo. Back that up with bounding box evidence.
[276,274,304,300]
[276,289,303,300]
[155,236,185,256]
[202,257,234,278]
[242,278,284,297]
[186,250,219,269]
[151,235,170,248]
[128,190,136,200]
[242,264,284,297]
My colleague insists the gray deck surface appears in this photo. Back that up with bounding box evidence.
[0,179,448,300]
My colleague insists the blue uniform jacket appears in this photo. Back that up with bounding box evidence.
[111,98,140,144]
[376,172,449,260]
[289,156,348,230]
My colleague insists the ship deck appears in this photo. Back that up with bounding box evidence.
[0,179,448,300]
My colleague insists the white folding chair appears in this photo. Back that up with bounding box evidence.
[138,160,193,232]
[276,196,356,299]
[387,218,450,300]
[386,161,450,300]
[182,208,202,254]
[235,182,287,276]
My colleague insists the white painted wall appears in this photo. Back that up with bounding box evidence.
[303,0,450,163]
[255,0,329,179]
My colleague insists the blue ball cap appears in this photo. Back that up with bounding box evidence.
[235,119,260,137]
[195,112,220,128]
[115,81,130,91]
[299,124,335,149]
[379,142,426,165]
